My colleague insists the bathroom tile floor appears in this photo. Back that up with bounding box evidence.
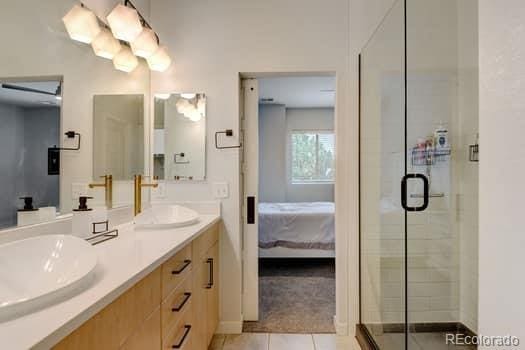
[209,333,354,350]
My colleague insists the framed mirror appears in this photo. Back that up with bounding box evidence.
[93,94,145,181]
[153,93,206,181]
[0,79,62,229]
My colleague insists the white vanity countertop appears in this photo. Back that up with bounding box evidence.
[0,214,221,350]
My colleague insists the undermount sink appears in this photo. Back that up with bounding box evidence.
[0,234,97,321]
[134,205,200,229]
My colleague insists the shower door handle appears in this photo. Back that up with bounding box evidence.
[401,173,429,212]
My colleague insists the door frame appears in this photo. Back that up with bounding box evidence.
[239,71,348,332]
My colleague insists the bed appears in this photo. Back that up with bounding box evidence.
[258,202,335,258]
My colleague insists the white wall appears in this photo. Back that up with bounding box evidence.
[0,0,151,218]
[259,104,286,203]
[150,0,351,333]
[478,0,525,342]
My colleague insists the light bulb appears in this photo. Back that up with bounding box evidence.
[131,28,158,58]
[113,47,139,73]
[147,46,172,72]
[62,4,101,44]
[107,4,143,42]
[180,93,196,100]
[91,28,121,59]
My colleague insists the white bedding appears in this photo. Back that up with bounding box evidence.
[258,202,335,250]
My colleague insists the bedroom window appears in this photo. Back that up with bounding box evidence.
[291,131,335,183]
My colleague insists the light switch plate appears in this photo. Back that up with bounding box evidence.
[213,182,229,199]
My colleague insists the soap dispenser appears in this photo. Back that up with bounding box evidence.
[17,197,40,226]
[72,196,94,239]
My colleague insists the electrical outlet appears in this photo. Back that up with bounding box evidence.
[213,182,229,199]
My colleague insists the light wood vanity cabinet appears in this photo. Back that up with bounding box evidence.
[53,222,220,350]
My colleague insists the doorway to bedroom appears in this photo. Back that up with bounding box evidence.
[241,75,336,334]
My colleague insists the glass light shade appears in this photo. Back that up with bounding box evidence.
[131,28,158,58]
[91,28,121,59]
[197,98,206,117]
[180,93,196,99]
[62,4,101,44]
[147,46,172,72]
[155,93,171,100]
[113,47,139,73]
[107,4,143,42]
[176,99,191,115]
[188,109,202,122]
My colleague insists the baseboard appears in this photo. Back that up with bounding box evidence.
[216,320,243,334]
[334,315,349,335]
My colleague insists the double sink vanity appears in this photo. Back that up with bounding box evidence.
[0,204,221,350]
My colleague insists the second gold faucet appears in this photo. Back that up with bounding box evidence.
[134,175,158,216]
[89,175,113,209]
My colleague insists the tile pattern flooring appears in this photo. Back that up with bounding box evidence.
[209,333,353,350]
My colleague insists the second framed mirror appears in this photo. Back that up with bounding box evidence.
[153,93,206,181]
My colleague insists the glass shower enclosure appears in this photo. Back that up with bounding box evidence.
[358,0,479,349]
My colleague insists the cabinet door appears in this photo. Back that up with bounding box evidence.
[120,308,161,350]
[206,242,219,344]
[192,257,209,350]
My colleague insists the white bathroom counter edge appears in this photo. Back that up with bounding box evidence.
[0,214,221,350]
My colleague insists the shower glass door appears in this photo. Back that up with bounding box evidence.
[405,0,478,348]
[360,0,479,349]
[359,0,406,348]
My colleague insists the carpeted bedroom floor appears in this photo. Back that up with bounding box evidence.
[242,258,335,334]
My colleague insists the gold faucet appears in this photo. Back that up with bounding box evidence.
[89,175,113,209]
[134,175,158,216]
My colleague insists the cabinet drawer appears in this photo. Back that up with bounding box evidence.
[162,306,194,350]
[193,223,219,260]
[161,273,193,339]
[120,307,161,350]
[161,244,192,299]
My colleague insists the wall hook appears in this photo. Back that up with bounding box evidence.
[215,129,242,149]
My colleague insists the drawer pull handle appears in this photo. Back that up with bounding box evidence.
[206,258,214,289]
[172,292,192,312]
[172,325,191,349]
[172,260,191,275]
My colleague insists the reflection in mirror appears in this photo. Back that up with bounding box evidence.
[93,94,145,181]
[154,93,206,181]
[0,79,62,229]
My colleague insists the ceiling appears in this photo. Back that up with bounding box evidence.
[258,76,336,108]
[0,81,61,107]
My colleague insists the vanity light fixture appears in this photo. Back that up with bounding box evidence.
[107,3,143,42]
[62,4,101,44]
[64,1,172,74]
[147,46,172,72]
[91,28,122,59]
[131,27,158,58]
[113,46,139,72]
